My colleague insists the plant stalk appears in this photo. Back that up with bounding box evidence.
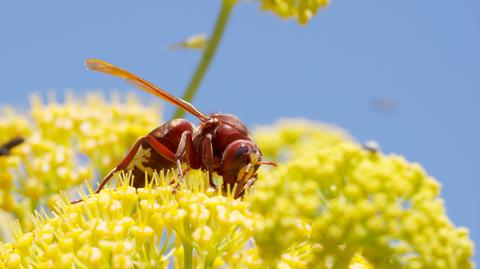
[173,0,235,119]
[183,242,193,269]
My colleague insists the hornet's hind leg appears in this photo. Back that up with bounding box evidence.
[71,135,176,204]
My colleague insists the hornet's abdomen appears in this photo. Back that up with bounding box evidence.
[128,119,194,187]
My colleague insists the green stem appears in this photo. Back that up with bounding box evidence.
[173,0,235,119]
[332,250,355,269]
[183,241,193,269]
[183,218,194,269]
[204,259,215,269]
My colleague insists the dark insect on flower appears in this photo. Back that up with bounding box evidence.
[0,137,24,157]
[73,59,275,202]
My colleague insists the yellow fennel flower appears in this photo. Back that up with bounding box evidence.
[0,171,376,269]
[29,92,161,175]
[0,93,161,235]
[0,172,253,269]
[254,119,351,162]
[0,96,474,268]
[248,141,474,268]
[259,0,329,24]
[170,33,209,51]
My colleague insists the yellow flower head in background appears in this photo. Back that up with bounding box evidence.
[254,119,351,162]
[259,0,330,24]
[249,141,474,268]
[0,93,160,236]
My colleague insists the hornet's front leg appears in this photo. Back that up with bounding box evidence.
[201,134,216,189]
[174,131,194,182]
[235,174,257,199]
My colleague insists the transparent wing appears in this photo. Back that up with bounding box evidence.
[85,59,208,121]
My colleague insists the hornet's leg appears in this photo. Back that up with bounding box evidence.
[174,131,193,182]
[97,135,176,194]
[201,134,216,188]
[71,135,176,204]
[236,174,257,199]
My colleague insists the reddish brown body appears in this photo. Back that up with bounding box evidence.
[128,114,261,196]
[127,119,191,188]
[74,59,274,202]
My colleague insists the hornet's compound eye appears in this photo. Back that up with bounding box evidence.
[222,140,262,182]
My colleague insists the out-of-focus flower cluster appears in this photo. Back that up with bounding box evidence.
[30,93,160,175]
[254,119,352,162]
[0,93,160,236]
[0,97,474,268]
[258,0,329,24]
[248,141,474,268]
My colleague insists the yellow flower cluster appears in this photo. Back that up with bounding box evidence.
[0,93,160,235]
[0,96,474,268]
[248,141,474,268]
[0,109,30,213]
[0,173,253,269]
[254,119,351,162]
[259,0,329,24]
[30,93,161,175]
[0,173,374,269]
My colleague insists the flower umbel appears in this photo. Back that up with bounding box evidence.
[259,0,329,24]
[0,93,160,236]
[248,141,474,268]
[254,119,351,162]
[0,96,474,268]
[0,172,254,269]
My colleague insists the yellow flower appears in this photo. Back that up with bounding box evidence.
[0,172,254,268]
[0,95,474,268]
[350,253,373,269]
[254,119,351,162]
[170,33,209,51]
[0,93,161,235]
[248,141,474,268]
[259,0,329,24]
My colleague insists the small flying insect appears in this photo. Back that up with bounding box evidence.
[76,59,275,201]
[362,140,381,153]
[0,137,24,157]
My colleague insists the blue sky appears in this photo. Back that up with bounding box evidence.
[1,0,479,260]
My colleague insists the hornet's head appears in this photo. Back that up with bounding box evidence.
[220,140,275,197]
